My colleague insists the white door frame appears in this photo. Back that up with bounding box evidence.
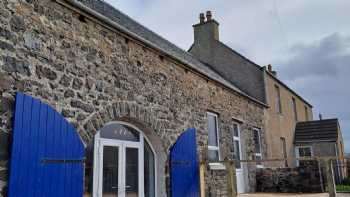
[93,123,146,197]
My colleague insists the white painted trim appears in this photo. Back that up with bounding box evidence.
[207,112,221,161]
[209,163,226,170]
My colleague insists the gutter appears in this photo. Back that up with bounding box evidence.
[57,0,268,108]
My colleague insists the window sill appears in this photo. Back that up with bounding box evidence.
[209,162,226,170]
[256,165,264,169]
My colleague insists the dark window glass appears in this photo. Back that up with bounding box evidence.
[292,98,298,121]
[144,141,155,197]
[125,148,139,197]
[208,149,219,162]
[234,140,241,169]
[275,85,282,113]
[233,124,239,137]
[253,129,261,154]
[102,146,119,196]
[100,123,140,142]
[299,147,311,157]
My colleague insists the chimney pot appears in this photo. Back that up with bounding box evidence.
[206,11,212,21]
[199,13,205,24]
[267,64,272,72]
[319,113,323,120]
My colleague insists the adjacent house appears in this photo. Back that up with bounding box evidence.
[0,0,268,196]
[294,118,346,183]
[263,65,313,167]
[189,12,313,170]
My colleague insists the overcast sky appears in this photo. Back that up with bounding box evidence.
[105,0,350,152]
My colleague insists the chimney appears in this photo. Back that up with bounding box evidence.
[267,64,277,77]
[319,113,323,120]
[199,13,205,24]
[206,11,212,21]
[193,10,220,43]
[268,64,273,72]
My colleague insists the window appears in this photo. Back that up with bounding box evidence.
[207,112,220,162]
[296,146,312,166]
[232,123,242,169]
[292,98,298,122]
[253,128,263,167]
[304,106,309,121]
[275,85,282,113]
[280,137,288,167]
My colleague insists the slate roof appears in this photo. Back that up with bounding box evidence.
[67,0,268,106]
[294,119,339,143]
[208,41,266,103]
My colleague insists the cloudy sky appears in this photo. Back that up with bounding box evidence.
[105,0,350,152]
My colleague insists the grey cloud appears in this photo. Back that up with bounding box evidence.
[275,33,350,151]
[277,33,350,80]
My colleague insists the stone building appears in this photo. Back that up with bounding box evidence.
[0,0,267,196]
[189,13,313,170]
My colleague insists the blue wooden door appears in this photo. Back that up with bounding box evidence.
[8,92,85,197]
[170,128,199,197]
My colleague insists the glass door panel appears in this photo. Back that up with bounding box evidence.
[125,148,139,197]
[102,146,119,197]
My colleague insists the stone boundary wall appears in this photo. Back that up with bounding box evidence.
[256,164,325,193]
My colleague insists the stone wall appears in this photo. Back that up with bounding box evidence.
[256,164,324,193]
[0,0,266,196]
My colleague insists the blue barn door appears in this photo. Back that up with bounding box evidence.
[8,92,85,197]
[170,128,199,197]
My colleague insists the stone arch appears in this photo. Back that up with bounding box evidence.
[78,101,170,196]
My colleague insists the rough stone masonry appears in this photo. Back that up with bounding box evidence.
[0,0,266,196]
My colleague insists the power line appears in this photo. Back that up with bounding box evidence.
[274,0,290,52]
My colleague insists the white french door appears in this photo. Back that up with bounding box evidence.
[93,138,144,197]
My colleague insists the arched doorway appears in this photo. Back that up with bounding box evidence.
[92,122,156,197]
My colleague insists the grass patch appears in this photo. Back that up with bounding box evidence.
[336,184,350,192]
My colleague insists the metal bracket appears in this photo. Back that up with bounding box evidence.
[41,158,85,164]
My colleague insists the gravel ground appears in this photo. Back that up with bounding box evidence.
[238,193,350,197]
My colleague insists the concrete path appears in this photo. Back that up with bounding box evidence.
[238,193,350,197]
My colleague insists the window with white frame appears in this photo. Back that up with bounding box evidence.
[232,123,242,169]
[253,128,263,167]
[207,112,220,162]
[296,146,312,166]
